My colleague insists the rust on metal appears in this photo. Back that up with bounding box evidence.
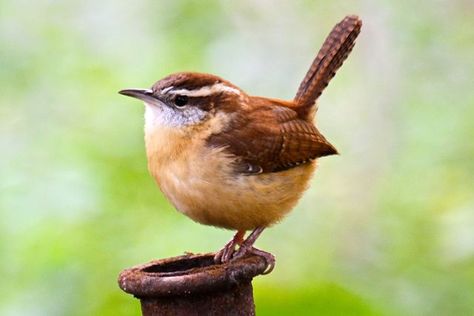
[118,253,271,316]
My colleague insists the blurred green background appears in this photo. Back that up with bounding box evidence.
[1,0,473,315]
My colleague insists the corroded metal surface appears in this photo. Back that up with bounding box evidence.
[118,253,270,316]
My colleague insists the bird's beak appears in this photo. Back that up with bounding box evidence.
[119,88,156,102]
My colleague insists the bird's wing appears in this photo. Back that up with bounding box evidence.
[207,102,337,173]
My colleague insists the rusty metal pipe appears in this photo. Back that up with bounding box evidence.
[118,253,270,316]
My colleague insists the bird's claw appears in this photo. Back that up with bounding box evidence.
[214,239,237,263]
[214,228,274,273]
[231,245,275,274]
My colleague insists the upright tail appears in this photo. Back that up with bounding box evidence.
[294,15,362,116]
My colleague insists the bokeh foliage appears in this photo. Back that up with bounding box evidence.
[1,1,473,315]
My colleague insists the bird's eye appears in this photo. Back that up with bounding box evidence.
[174,95,188,107]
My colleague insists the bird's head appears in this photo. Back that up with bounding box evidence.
[119,72,244,131]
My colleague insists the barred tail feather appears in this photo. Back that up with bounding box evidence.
[294,15,362,114]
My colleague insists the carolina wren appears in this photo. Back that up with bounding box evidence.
[120,15,362,272]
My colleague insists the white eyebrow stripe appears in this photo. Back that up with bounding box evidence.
[167,83,241,97]
[161,86,174,94]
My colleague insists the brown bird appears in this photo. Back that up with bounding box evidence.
[119,15,362,273]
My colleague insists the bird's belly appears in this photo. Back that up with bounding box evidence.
[150,147,316,230]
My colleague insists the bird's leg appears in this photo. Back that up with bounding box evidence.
[232,227,275,274]
[214,230,245,263]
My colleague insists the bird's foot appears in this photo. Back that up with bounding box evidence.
[232,245,275,274]
[214,239,237,263]
[214,227,275,274]
[214,230,245,263]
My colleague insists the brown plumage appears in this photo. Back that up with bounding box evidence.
[119,15,362,270]
[208,15,362,174]
[207,98,337,173]
[294,15,362,115]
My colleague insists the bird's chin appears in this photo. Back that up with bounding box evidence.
[144,101,179,129]
[144,101,164,119]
